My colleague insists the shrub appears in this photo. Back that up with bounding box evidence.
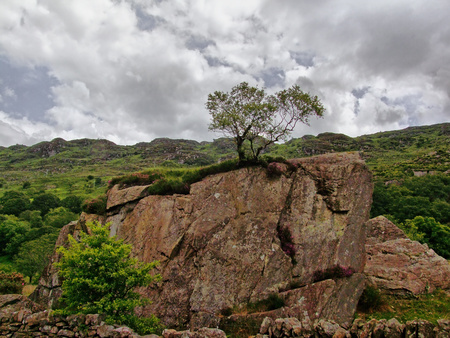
[31,193,61,217]
[277,226,296,259]
[0,271,24,294]
[266,162,288,177]
[81,195,107,215]
[313,265,356,282]
[109,172,162,189]
[55,221,163,335]
[358,285,385,312]
[146,178,190,195]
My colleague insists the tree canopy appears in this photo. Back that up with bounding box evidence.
[55,221,162,334]
[206,82,325,162]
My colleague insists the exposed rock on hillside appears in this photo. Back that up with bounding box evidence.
[364,216,450,294]
[34,153,373,329]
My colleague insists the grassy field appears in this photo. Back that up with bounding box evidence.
[357,289,450,325]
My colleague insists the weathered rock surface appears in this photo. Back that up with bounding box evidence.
[106,184,151,210]
[364,216,450,294]
[34,153,373,329]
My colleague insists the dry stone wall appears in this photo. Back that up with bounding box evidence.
[0,295,139,338]
[257,317,450,337]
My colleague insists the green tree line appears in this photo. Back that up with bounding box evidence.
[371,173,450,258]
[0,190,83,283]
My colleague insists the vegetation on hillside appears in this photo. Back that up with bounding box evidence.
[0,123,448,330]
[371,173,450,258]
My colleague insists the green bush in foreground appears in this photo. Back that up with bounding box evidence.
[55,221,163,335]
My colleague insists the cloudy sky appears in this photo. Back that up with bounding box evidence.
[0,0,449,147]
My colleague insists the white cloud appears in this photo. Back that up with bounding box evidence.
[0,0,448,147]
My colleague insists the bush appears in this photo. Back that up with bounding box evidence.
[109,314,164,336]
[313,265,356,282]
[266,162,288,177]
[358,285,385,312]
[0,271,24,294]
[81,195,107,215]
[55,221,162,334]
[277,226,296,259]
[31,193,61,217]
[61,195,83,214]
[109,172,162,189]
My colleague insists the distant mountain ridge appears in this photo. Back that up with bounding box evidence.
[0,123,448,199]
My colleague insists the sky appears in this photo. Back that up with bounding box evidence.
[0,0,449,147]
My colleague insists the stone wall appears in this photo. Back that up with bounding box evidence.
[0,295,139,338]
[257,317,450,338]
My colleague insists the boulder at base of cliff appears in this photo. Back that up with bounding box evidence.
[364,216,450,294]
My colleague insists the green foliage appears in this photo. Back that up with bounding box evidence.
[0,191,31,217]
[61,195,83,214]
[109,172,162,189]
[44,207,77,228]
[22,181,31,189]
[106,314,165,336]
[400,216,450,258]
[14,233,58,283]
[31,193,61,217]
[81,195,107,215]
[107,159,240,197]
[357,289,450,325]
[0,215,31,256]
[207,82,324,162]
[371,174,450,258]
[55,221,162,335]
[19,210,43,228]
[0,270,24,294]
[358,285,385,312]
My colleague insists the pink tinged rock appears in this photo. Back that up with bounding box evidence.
[107,184,152,210]
[35,153,374,329]
[97,324,116,338]
[57,329,75,337]
[113,326,134,337]
[365,216,450,295]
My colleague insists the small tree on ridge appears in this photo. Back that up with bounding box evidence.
[206,82,325,163]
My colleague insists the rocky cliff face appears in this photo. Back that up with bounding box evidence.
[33,153,373,329]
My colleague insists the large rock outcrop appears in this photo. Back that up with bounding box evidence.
[364,216,450,294]
[34,153,373,329]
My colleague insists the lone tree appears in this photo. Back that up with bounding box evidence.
[207,82,325,163]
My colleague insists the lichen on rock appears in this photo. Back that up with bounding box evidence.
[33,152,374,329]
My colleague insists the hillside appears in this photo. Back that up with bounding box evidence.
[0,123,448,200]
[1,123,449,331]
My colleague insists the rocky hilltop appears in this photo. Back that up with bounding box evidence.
[34,152,373,330]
